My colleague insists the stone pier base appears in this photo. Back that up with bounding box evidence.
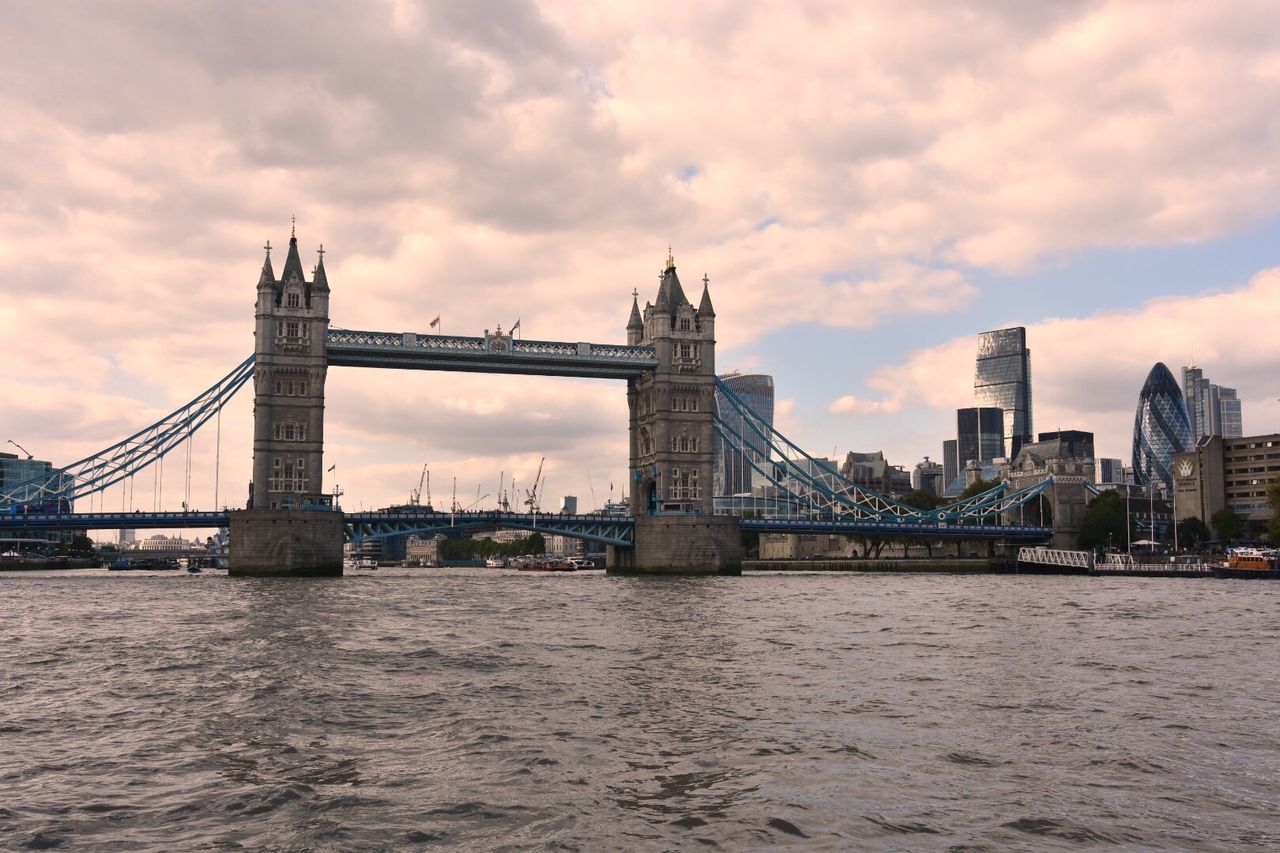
[610,515,742,575]
[228,509,344,577]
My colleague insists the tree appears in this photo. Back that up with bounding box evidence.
[957,478,1001,500]
[1211,507,1245,544]
[1176,516,1211,549]
[898,490,942,557]
[1078,491,1127,551]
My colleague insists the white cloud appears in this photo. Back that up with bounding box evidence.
[3,1,1280,511]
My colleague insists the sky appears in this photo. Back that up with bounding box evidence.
[2,0,1279,521]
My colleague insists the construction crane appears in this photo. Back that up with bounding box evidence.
[6,439,33,460]
[524,457,545,513]
[409,463,428,505]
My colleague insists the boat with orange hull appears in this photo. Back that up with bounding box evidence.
[1211,548,1280,579]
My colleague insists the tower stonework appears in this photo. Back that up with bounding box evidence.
[230,231,342,576]
[612,253,741,574]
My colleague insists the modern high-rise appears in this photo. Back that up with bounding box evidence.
[1182,365,1244,439]
[974,327,1033,459]
[1037,430,1095,462]
[713,372,774,496]
[942,439,959,490]
[1098,458,1125,484]
[1133,362,1193,496]
[956,406,1005,466]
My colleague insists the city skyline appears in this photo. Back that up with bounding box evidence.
[3,3,1280,515]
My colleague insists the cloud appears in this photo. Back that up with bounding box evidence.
[4,1,1280,512]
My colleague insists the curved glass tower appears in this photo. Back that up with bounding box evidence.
[714,373,774,496]
[1132,362,1192,495]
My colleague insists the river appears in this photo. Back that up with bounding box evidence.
[2,568,1277,850]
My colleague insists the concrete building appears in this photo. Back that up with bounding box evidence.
[560,495,578,515]
[1173,433,1280,527]
[840,451,911,496]
[912,457,944,495]
[974,327,1033,459]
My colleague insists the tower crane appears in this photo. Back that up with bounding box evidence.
[6,440,33,460]
[524,457,545,513]
[409,463,428,506]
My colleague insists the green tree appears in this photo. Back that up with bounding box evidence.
[526,531,546,555]
[1078,491,1127,551]
[1176,516,1211,549]
[1211,507,1245,544]
[898,490,942,557]
[957,478,1001,500]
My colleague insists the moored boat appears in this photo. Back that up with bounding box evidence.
[1211,548,1280,579]
[518,558,577,572]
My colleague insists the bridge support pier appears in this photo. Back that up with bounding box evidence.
[609,515,742,575]
[228,509,344,577]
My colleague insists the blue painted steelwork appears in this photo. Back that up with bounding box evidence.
[326,329,658,379]
[0,510,231,531]
[741,516,1051,541]
[713,377,1053,523]
[0,357,256,511]
[346,510,635,548]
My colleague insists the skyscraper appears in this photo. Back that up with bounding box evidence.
[974,327,1033,459]
[1182,365,1244,439]
[713,372,774,496]
[942,439,959,490]
[1133,362,1193,496]
[956,406,1005,465]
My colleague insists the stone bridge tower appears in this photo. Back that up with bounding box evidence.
[617,250,741,574]
[231,227,343,576]
[250,230,331,511]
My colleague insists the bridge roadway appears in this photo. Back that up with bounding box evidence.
[325,330,658,379]
[3,509,1051,545]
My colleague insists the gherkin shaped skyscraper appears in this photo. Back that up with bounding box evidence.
[1132,362,1192,495]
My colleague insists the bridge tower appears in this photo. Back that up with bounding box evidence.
[616,251,741,574]
[230,229,343,576]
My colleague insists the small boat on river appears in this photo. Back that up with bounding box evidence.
[1211,548,1280,579]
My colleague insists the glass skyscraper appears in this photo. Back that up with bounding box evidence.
[713,373,774,496]
[973,327,1032,459]
[1182,365,1243,439]
[956,406,1004,466]
[1132,362,1192,495]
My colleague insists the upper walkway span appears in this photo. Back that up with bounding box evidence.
[326,329,658,379]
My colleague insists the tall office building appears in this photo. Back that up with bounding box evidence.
[1098,457,1125,484]
[1132,362,1193,496]
[942,439,959,490]
[713,372,774,496]
[974,327,1033,459]
[957,406,1005,465]
[1182,365,1244,439]
[1037,430,1095,462]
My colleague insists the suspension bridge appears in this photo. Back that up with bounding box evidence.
[0,234,1056,573]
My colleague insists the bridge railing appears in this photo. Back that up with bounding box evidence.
[1017,547,1093,568]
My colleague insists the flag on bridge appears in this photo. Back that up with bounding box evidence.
[429,315,440,328]
[511,318,520,333]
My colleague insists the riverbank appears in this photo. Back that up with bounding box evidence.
[0,557,98,572]
[745,558,1007,573]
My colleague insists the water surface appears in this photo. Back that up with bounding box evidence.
[2,569,1278,850]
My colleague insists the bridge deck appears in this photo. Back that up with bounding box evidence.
[326,330,658,379]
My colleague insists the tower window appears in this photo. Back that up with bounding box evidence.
[287,293,301,308]
[679,317,691,331]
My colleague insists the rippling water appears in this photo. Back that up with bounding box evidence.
[2,568,1278,850]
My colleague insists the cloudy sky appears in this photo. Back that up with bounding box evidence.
[3,0,1279,518]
